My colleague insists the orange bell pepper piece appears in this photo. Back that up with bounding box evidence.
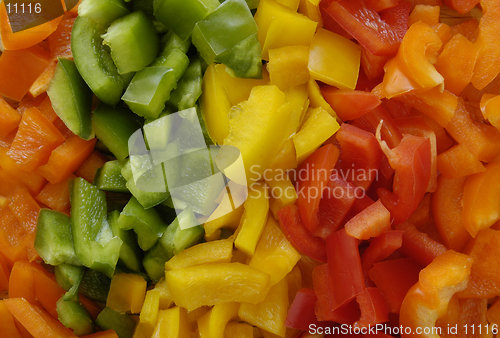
[431,176,472,252]
[0,204,29,267]
[0,253,9,294]
[81,331,119,338]
[444,0,480,13]
[48,15,76,60]
[0,45,52,102]
[436,143,486,179]
[35,175,75,212]
[434,34,478,96]
[0,96,21,138]
[0,147,47,195]
[399,250,473,338]
[37,135,97,184]
[408,5,440,27]
[0,300,22,338]
[446,99,500,162]
[4,298,77,338]
[9,261,38,306]
[29,61,58,98]
[75,150,108,183]
[462,162,500,237]
[459,228,500,298]
[471,0,500,90]
[480,93,500,131]
[7,107,65,172]
[8,187,41,261]
[449,19,478,41]
[395,21,443,90]
[0,2,63,51]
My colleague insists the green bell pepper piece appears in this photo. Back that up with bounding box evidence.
[168,57,203,111]
[215,32,262,78]
[108,210,144,272]
[192,0,262,78]
[79,269,112,303]
[94,160,129,193]
[56,298,94,336]
[91,103,143,162]
[102,11,160,74]
[96,307,136,338]
[153,0,220,41]
[69,177,123,278]
[116,196,168,251]
[54,263,85,301]
[77,0,130,25]
[122,67,177,119]
[71,16,132,106]
[46,58,93,140]
[160,31,191,56]
[35,209,82,266]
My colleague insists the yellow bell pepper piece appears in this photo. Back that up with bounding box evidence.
[106,273,147,314]
[399,250,473,338]
[268,46,310,92]
[166,262,270,311]
[268,175,297,220]
[307,79,336,117]
[234,182,270,257]
[204,203,244,242]
[165,238,233,271]
[308,28,361,90]
[287,265,303,304]
[231,249,248,264]
[249,216,300,285]
[284,84,309,134]
[154,278,173,310]
[238,277,289,337]
[292,107,340,163]
[152,307,191,338]
[276,0,300,11]
[224,322,254,338]
[298,0,322,26]
[201,63,232,145]
[254,0,317,60]
[268,138,298,174]
[197,302,239,338]
[215,64,270,106]
[218,85,290,184]
[133,290,161,338]
[186,306,210,325]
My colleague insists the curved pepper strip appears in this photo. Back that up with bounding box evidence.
[395,21,444,90]
[399,250,473,338]
[376,126,432,225]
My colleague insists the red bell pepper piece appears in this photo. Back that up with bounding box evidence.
[312,263,361,324]
[336,124,382,191]
[277,204,327,262]
[364,0,399,12]
[396,222,447,267]
[295,144,339,233]
[379,0,411,41]
[322,0,402,57]
[345,200,391,241]
[326,229,365,310]
[285,288,322,330]
[319,0,353,41]
[377,133,432,224]
[368,258,421,313]
[355,287,389,328]
[315,173,358,238]
[360,230,403,286]
[321,88,382,122]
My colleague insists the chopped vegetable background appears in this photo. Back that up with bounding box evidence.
[1,0,500,337]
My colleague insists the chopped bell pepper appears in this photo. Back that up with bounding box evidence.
[151,307,191,338]
[69,177,122,278]
[399,250,473,337]
[165,238,233,271]
[238,277,289,337]
[248,216,301,286]
[197,302,239,338]
[106,273,147,314]
[308,28,360,90]
[234,182,269,257]
[166,262,270,311]
[77,0,130,25]
[71,16,132,106]
[344,200,391,241]
[268,45,310,92]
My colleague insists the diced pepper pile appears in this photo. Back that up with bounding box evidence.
[2,0,500,337]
